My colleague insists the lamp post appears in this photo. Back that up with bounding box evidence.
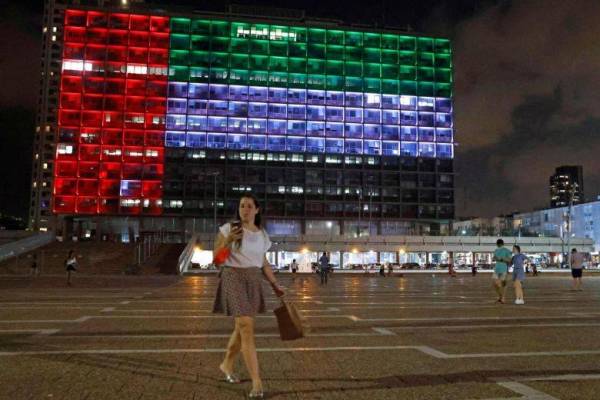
[564,182,578,265]
[200,171,220,233]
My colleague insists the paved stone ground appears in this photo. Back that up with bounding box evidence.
[0,272,599,399]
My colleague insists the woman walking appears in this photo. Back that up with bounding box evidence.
[212,194,284,399]
[65,249,77,286]
[511,245,528,304]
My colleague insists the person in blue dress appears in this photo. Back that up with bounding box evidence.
[511,245,528,305]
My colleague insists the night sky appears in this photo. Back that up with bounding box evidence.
[1,0,599,219]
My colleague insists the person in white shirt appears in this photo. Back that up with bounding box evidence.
[569,248,585,291]
[212,194,284,399]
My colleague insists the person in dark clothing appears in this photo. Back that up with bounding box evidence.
[319,252,330,285]
[65,250,78,286]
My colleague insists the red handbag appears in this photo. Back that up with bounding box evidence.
[213,248,231,265]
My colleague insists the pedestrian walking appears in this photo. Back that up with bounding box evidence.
[30,253,39,277]
[511,245,528,304]
[319,252,330,285]
[212,194,284,399]
[65,250,78,286]
[379,263,386,277]
[492,239,512,304]
[569,248,585,291]
[290,259,298,275]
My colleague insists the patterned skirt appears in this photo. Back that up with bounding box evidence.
[212,267,267,317]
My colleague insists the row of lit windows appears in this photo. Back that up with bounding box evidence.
[53,195,163,215]
[54,160,163,180]
[168,19,450,53]
[54,178,161,196]
[161,133,454,158]
[64,10,450,53]
[162,119,453,140]
[58,128,164,146]
[167,44,451,67]
[164,107,453,127]
[166,67,452,95]
[61,80,452,111]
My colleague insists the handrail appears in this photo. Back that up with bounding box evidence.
[0,232,54,263]
[177,234,198,275]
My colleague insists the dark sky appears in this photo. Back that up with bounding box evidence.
[1,0,599,219]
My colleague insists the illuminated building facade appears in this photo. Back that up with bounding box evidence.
[31,1,455,238]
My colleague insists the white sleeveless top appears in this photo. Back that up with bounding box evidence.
[219,223,272,268]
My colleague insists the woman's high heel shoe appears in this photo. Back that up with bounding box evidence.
[219,365,241,384]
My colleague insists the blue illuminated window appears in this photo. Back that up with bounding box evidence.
[345,92,363,107]
[418,127,435,141]
[344,123,362,138]
[307,105,325,120]
[307,137,325,152]
[267,136,286,151]
[364,124,381,139]
[382,141,399,155]
[418,142,435,157]
[249,86,268,101]
[400,111,417,125]
[208,100,228,116]
[345,139,363,154]
[307,90,325,104]
[435,113,452,128]
[345,108,362,123]
[400,95,416,110]
[120,180,141,197]
[287,120,306,135]
[207,133,226,149]
[436,128,452,143]
[228,118,247,133]
[288,105,306,119]
[435,98,452,113]
[188,83,208,99]
[400,126,417,141]
[208,116,227,132]
[186,132,206,148]
[400,142,417,156]
[165,131,186,147]
[247,118,267,133]
[268,119,287,134]
[417,97,435,111]
[326,91,344,106]
[227,133,246,149]
[168,82,188,98]
[248,102,267,117]
[364,93,381,108]
[364,109,381,123]
[248,134,266,150]
[436,143,453,159]
[287,89,306,104]
[187,99,207,115]
[382,109,399,124]
[325,122,343,137]
[382,125,399,140]
[418,112,434,126]
[167,99,187,114]
[229,85,248,101]
[307,121,325,136]
[187,115,207,130]
[268,103,287,118]
[286,136,305,152]
[209,84,228,100]
[166,115,187,130]
[382,94,399,109]
[363,140,380,155]
[325,138,344,153]
[326,107,344,121]
[269,87,287,102]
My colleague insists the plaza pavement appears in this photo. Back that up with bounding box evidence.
[0,272,599,399]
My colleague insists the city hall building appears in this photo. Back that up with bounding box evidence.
[30,0,455,242]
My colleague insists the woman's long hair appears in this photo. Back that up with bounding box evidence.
[236,193,263,228]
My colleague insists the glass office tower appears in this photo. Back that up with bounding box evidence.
[34,2,454,236]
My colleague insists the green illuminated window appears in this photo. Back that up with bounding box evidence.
[170,34,190,50]
[364,33,381,48]
[435,38,451,53]
[418,81,434,96]
[381,34,398,50]
[436,69,452,83]
[345,76,362,91]
[269,72,288,85]
[326,60,343,75]
[308,28,326,43]
[399,36,415,51]
[289,42,306,57]
[307,58,325,74]
[345,46,362,62]
[191,20,210,35]
[399,51,416,65]
[345,61,362,76]
[190,50,210,67]
[290,27,307,42]
[364,48,380,63]
[381,64,397,79]
[170,65,190,81]
[229,69,248,85]
[400,80,417,95]
[289,58,306,73]
[400,66,416,80]
[364,78,381,92]
[307,43,325,58]
[435,54,451,68]
[270,41,287,56]
[327,30,344,45]
[269,56,288,72]
[326,75,344,90]
[327,45,344,60]
[190,35,210,51]
[210,52,229,68]
[418,67,434,81]
[364,63,380,78]
[230,38,249,53]
[211,37,229,52]
[230,53,249,69]
[418,52,434,67]
[171,18,191,34]
[345,31,362,47]
[307,74,325,89]
[248,70,268,85]
[417,37,434,52]
[289,73,307,88]
[210,21,230,37]
[249,55,268,70]
[382,79,399,94]
[189,66,209,82]
[381,50,398,64]
[170,50,190,65]
[250,40,269,55]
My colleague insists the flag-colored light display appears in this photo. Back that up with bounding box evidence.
[54,10,453,215]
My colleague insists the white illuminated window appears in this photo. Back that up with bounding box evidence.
[104,149,122,156]
[42,163,48,169]
[42,27,47,33]
[51,35,56,41]
[57,144,74,155]
[62,60,93,72]
[52,27,57,33]
[127,64,148,75]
